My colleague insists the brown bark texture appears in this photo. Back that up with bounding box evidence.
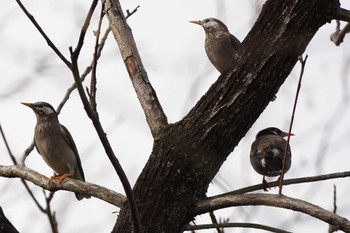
[110,0,340,232]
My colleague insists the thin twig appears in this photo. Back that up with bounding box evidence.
[209,211,223,233]
[125,5,140,19]
[330,21,350,46]
[71,0,99,61]
[20,141,34,165]
[328,185,338,233]
[14,0,71,67]
[186,222,291,233]
[56,26,112,114]
[279,55,308,195]
[43,191,58,233]
[89,3,105,112]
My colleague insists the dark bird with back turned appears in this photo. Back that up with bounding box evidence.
[250,127,294,191]
[22,101,90,200]
[190,18,241,74]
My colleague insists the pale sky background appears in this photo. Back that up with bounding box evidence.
[1,0,350,232]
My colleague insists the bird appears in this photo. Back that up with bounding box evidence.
[250,127,293,191]
[190,18,241,74]
[22,101,90,200]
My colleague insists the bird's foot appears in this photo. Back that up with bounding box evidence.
[48,173,72,185]
[262,177,269,192]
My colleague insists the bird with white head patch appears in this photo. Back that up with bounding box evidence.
[190,18,241,74]
[22,101,90,200]
[249,127,294,191]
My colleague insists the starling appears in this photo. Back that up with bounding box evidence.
[22,102,90,200]
[250,127,293,190]
[190,18,241,74]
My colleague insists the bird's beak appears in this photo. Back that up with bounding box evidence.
[283,131,295,137]
[21,102,34,109]
[190,20,202,26]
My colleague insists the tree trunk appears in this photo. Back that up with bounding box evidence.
[110,0,339,232]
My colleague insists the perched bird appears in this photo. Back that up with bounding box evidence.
[190,18,241,74]
[22,102,90,200]
[250,127,293,190]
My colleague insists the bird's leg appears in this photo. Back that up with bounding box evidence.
[262,176,269,191]
[48,173,72,185]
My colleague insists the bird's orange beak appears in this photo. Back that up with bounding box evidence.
[283,131,295,137]
[21,102,33,108]
[190,20,202,26]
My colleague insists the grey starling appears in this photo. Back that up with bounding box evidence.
[22,102,90,200]
[190,18,241,74]
[250,127,293,190]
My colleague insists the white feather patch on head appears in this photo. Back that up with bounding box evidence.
[271,148,280,157]
[41,106,55,115]
[261,158,266,168]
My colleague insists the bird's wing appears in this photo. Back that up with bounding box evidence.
[33,138,42,155]
[271,138,291,159]
[253,136,288,159]
[253,139,274,158]
[229,33,241,49]
[60,124,85,181]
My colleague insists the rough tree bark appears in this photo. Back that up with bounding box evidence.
[107,0,341,232]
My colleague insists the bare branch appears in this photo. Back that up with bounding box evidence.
[334,7,350,22]
[328,185,338,233]
[103,0,168,138]
[0,165,126,207]
[57,26,112,114]
[213,171,350,197]
[186,222,291,233]
[279,55,308,194]
[43,191,58,233]
[125,5,140,19]
[89,3,105,112]
[196,194,350,232]
[14,0,71,67]
[330,21,350,46]
[209,211,224,233]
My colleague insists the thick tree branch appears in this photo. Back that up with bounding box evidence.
[0,165,126,206]
[334,7,350,22]
[330,20,350,46]
[113,0,342,232]
[196,194,350,232]
[103,0,168,139]
[0,207,18,233]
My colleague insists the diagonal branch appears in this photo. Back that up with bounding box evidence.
[196,194,350,232]
[279,55,308,194]
[103,0,168,139]
[14,0,71,67]
[0,165,126,207]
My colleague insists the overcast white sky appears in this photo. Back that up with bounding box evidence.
[1,0,350,232]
